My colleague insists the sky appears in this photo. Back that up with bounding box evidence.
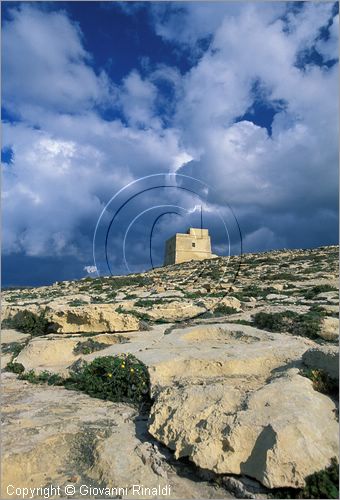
[2,1,339,287]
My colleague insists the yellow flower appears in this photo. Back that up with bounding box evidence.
[130,368,134,373]
[107,373,112,378]
[121,363,125,368]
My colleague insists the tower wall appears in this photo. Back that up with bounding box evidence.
[164,228,213,265]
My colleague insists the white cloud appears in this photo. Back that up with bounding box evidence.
[2,1,338,270]
[2,4,115,118]
[169,2,338,248]
[120,70,160,128]
[84,265,97,274]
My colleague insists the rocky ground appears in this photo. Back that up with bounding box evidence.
[1,245,339,499]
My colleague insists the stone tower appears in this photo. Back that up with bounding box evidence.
[164,228,214,265]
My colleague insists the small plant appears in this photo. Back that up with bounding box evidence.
[104,291,117,301]
[5,361,25,374]
[301,369,338,399]
[91,296,103,303]
[19,370,64,385]
[68,354,150,405]
[212,304,238,316]
[134,297,169,307]
[2,310,51,337]
[253,310,299,332]
[68,300,87,307]
[73,338,109,355]
[73,336,127,355]
[265,272,301,281]
[116,305,152,322]
[304,285,337,300]
[1,342,26,357]
[253,310,323,340]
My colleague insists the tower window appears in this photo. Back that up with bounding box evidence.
[192,242,196,247]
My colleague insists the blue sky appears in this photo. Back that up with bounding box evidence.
[2,1,339,286]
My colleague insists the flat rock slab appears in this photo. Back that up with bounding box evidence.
[1,373,234,500]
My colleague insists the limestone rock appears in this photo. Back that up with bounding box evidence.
[266,294,288,300]
[271,284,284,291]
[49,305,139,333]
[318,317,339,341]
[141,301,205,322]
[302,345,339,380]
[1,374,231,499]
[148,371,338,489]
[15,333,131,373]
[15,337,78,372]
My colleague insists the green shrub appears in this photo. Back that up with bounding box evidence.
[68,300,87,307]
[104,291,117,302]
[301,369,338,398]
[272,458,339,498]
[73,336,127,355]
[116,305,152,322]
[305,285,337,300]
[213,304,238,316]
[134,298,158,308]
[5,361,25,374]
[90,296,103,303]
[73,338,109,355]
[265,272,301,281]
[1,342,26,357]
[253,310,323,339]
[3,310,51,336]
[253,310,299,332]
[19,370,64,385]
[107,275,153,290]
[67,354,150,405]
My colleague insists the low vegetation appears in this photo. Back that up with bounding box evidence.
[1,342,26,357]
[73,338,110,355]
[5,361,25,374]
[300,369,338,399]
[252,310,325,339]
[19,370,64,386]
[3,310,52,337]
[212,304,238,316]
[67,354,150,405]
[73,335,127,355]
[304,284,337,300]
[10,354,151,407]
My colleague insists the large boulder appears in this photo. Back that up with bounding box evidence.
[2,304,140,334]
[48,305,139,333]
[148,370,338,489]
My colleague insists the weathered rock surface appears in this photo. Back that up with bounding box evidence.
[1,373,233,499]
[49,305,139,333]
[149,369,338,489]
[302,345,339,380]
[138,300,205,322]
[3,304,140,334]
[14,333,130,373]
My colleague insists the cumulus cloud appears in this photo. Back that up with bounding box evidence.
[2,5,115,118]
[168,2,339,250]
[2,5,187,261]
[2,2,339,282]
